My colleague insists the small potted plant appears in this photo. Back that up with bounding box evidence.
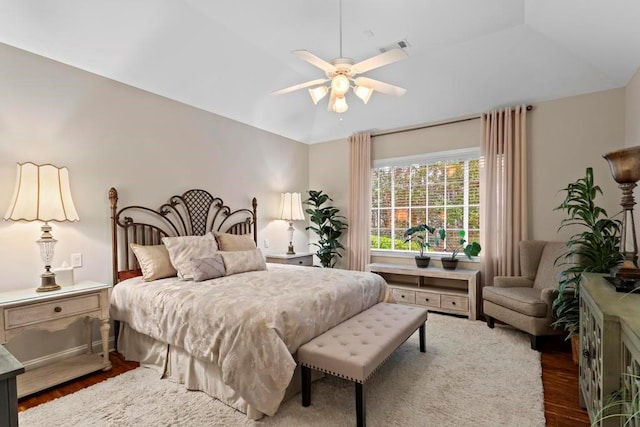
[404,224,436,268]
[436,229,481,270]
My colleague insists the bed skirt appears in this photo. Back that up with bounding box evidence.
[117,322,314,420]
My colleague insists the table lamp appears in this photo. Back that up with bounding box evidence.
[603,146,640,288]
[278,192,305,254]
[4,162,79,292]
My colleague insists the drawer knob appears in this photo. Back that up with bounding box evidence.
[452,301,456,306]
[401,295,405,298]
[425,298,429,302]
[54,306,62,313]
[298,260,303,264]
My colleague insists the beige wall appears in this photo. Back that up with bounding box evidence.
[372,118,481,160]
[626,67,640,148]
[529,89,624,242]
[308,138,350,268]
[625,66,640,247]
[0,43,309,363]
[309,89,626,270]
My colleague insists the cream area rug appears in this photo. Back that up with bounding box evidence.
[20,313,545,427]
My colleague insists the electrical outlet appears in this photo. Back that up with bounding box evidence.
[71,253,83,268]
[264,239,270,248]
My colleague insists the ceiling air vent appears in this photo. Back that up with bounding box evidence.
[379,39,410,53]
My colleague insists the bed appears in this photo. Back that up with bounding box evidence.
[108,187,392,420]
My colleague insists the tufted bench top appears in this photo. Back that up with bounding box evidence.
[297,302,428,383]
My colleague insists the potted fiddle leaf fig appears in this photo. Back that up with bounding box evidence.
[304,190,348,268]
[404,224,436,268]
[435,229,482,270]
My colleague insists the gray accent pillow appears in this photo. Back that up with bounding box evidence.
[191,254,226,282]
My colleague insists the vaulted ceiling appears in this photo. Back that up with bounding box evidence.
[1,0,639,143]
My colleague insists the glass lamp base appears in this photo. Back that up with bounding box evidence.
[37,272,61,292]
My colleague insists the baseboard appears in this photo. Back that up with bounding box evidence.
[21,337,115,371]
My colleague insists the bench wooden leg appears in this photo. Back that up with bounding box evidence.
[419,323,426,353]
[301,365,311,407]
[356,382,366,427]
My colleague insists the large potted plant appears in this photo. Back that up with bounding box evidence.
[404,224,436,268]
[552,167,622,362]
[435,229,482,270]
[304,190,348,268]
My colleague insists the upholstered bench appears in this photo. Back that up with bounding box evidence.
[297,302,428,427]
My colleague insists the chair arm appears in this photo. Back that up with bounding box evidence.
[540,288,559,307]
[493,276,534,288]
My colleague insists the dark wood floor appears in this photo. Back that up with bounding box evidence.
[540,336,590,426]
[18,342,590,426]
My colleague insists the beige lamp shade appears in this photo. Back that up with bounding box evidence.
[278,192,305,255]
[4,162,79,222]
[278,192,305,221]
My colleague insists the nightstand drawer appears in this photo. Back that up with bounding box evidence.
[441,295,468,312]
[266,254,313,266]
[4,294,101,329]
[416,291,441,308]
[391,288,416,304]
[284,256,313,266]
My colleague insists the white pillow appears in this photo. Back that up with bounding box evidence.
[220,249,267,276]
[162,234,219,279]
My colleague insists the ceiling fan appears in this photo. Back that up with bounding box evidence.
[272,0,408,113]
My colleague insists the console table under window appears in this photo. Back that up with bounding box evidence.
[366,263,480,320]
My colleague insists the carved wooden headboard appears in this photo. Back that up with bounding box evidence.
[109,187,257,284]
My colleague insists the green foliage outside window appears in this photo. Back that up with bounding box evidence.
[371,154,480,253]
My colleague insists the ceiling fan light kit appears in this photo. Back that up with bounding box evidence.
[273,0,407,113]
[332,95,348,113]
[309,86,329,104]
[331,74,350,95]
[354,85,373,104]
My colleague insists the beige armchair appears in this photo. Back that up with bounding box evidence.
[483,240,566,350]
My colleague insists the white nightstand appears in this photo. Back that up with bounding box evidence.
[266,252,314,266]
[0,281,112,397]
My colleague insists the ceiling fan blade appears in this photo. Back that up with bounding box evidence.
[272,78,328,95]
[293,50,336,73]
[351,48,408,74]
[354,77,407,96]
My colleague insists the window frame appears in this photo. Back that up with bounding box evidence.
[371,147,481,260]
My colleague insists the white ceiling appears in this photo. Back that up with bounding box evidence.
[1,0,639,144]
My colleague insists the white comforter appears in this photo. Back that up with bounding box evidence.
[110,264,391,416]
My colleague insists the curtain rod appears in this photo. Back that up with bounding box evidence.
[372,105,533,138]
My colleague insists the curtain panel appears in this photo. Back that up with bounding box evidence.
[480,106,528,287]
[348,132,372,271]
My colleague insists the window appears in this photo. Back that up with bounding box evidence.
[371,148,480,254]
